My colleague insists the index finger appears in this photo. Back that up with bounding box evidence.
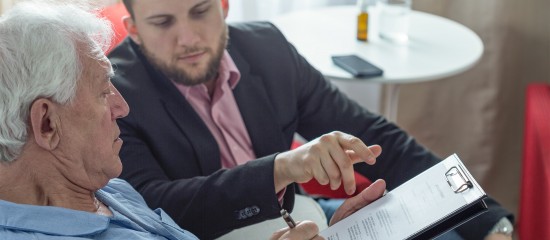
[337,134,381,164]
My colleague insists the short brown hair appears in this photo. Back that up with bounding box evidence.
[122,0,134,19]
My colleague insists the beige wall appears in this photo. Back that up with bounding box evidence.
[394,0,550,225]
[0,0,10,13]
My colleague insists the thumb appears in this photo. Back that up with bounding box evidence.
[329,179,386,226]
[270,221,320,240]
[270,226,290,240]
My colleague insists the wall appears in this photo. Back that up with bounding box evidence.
[397,0,550,222]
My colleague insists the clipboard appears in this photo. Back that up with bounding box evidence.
[408,162,488,239]
[319,154,488,240]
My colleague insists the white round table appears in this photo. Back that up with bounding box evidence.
[272,6,483,120]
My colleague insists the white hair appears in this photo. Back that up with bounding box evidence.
[0,0,113,163]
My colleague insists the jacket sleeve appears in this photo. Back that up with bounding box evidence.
[109,37,296,239]
[274,25,513,239]
[116,109,295,240]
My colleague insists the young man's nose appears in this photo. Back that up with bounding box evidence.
[175,23,201,47]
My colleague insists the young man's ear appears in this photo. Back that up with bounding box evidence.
[123,16,141,45]
[221,0,229,19]
[29,99,60,150]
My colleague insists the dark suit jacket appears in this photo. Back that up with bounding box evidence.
[110,22,512,240]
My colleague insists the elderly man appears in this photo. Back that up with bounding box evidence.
[0,1,195,238]
[0,1,387,239]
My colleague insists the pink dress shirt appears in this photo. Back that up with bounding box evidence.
[172,50,256,169]
[171,50,287,202]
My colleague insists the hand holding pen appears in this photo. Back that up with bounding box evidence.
[270,180,387,240]
[269,209,323,240]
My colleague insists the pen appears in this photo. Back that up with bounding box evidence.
[280,209,296,228]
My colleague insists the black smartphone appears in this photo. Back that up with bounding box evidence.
[331,55,383,78]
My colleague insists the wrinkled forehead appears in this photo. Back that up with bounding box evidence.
[87,41,113,78]
[79,55,113,89]
[99,56,114,78]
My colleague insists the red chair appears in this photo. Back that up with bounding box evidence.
[98,2,129,55]
[301,171,372,199]
[519,83,550,239]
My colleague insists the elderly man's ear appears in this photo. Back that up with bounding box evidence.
[29,99,61,150]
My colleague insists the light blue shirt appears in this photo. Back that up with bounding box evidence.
[0,179,199,240]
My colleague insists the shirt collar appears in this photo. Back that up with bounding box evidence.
[0,199,109,236]
[220,49,241,89]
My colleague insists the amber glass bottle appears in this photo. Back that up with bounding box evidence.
[356,0,369,41]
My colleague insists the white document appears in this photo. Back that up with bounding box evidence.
[319,154,486,240]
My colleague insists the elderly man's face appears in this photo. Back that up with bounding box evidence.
[55,56,129,189]
[126,0,228,86]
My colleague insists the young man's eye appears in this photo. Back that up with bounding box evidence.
[193,7,209,16]
[153,21,168,27]
[151,18,173,27]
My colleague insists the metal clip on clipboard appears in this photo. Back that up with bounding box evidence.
[445,165,473,193]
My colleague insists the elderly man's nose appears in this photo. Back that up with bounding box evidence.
[110,87,129,119]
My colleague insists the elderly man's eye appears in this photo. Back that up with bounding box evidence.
[103,89,115,97]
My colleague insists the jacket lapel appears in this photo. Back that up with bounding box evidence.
[161,96,222,175]
[229,48,287,158]
[138,46,222,175]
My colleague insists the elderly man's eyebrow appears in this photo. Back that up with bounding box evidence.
[106,69,115,82]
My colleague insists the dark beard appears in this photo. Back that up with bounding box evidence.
[140,26,228,86]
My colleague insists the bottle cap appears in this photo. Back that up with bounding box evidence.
[357,0,369,11]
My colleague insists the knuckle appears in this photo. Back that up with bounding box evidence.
[304,156,317,168]
[308,144,323,155]
[304,221,319,236]
[318,134,333,144]
[317,176,329,185]
[330,130,342,136]
[327,169,341,180]
[340,160,352,169]
[347,136,362,145]
[303,159,318,174]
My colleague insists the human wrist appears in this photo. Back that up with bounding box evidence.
[273,152,293,193]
